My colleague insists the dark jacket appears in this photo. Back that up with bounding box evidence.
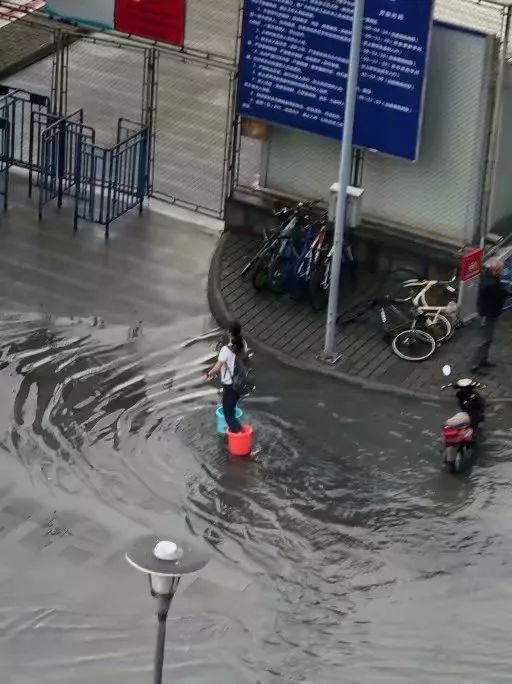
[477,270,510,318]
[456,387,485,428]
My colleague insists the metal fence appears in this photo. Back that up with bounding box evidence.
[74,118,148,237]
[0,86,51,180]
[65,37,148,147]
[153,56,235,216]
[3,28,239,219]
[0,0,246,221]
[0,110,9,209]
[0,79,149,234]
[37,107,94,218]
[183,0,241,61]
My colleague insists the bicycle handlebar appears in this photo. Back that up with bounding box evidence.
[273,198,323,217]
[437,274,458,286]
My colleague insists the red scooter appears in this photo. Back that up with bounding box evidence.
[441,369,485,474]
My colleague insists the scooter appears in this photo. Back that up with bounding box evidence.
[440,365,485,474]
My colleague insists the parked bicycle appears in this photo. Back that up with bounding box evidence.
[267,216,321,296]
[240,200,320,291]
[386,271,459,342]
[374,294,438,361]
[307,238,357,311]
[338,285,441,362]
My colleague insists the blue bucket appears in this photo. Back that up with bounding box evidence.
[216,406,243,435]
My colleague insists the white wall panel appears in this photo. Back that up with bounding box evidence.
[264,23,494,244]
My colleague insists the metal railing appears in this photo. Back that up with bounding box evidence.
[0,83,149,235]
[0,86,51,168]
[74,119,148,237]
[37,108,95,219]
[0,113,10,210]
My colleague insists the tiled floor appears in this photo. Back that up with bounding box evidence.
[215,230,512,401]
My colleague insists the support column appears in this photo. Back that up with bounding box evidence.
[480,6,511,244]
[50,30,69,116]
[142,48,159,195]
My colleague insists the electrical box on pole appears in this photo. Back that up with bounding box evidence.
[328,183,365,229]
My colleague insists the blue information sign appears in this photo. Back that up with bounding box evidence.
[238,0,434,161]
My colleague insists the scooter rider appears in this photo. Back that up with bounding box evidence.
[454,380,485,429]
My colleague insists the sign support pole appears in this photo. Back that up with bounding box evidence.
[322,0,365,363]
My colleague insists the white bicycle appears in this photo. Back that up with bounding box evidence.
[388,273,459,344]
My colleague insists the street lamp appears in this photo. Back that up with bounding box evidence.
[126,535,209,684]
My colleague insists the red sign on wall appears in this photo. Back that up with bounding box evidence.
[115,0,186,46]
[459,247,483,282]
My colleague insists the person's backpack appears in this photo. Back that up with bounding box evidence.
[229,344,255,396]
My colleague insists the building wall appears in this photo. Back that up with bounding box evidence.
[490,64,512,232]
[262,22,494,245]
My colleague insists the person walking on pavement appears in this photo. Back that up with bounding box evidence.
[206,321,246,433]
[471,258,511,372]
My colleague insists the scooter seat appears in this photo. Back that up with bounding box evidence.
[445,411,471,428]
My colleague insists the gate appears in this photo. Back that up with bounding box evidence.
[1,1,243,221]
[37,108,95,219]
[152,56,236,217]
[0,86,51,168]
[0,79,149,234]
[75,118,148,237]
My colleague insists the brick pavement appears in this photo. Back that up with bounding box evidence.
[209,230,512,402]
[0,16,57,79]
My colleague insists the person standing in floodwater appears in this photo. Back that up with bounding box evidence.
[207,321,245,433]
[471,258,511,372]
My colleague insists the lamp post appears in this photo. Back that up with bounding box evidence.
[323,0,366,361]
[126,535,209,684]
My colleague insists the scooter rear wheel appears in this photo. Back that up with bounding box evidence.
[447,445,472,473]
[448,448,462,474]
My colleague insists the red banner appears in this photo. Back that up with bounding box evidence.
[115,0,186,46]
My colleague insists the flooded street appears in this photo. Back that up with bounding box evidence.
[0,178,509,684]
[1,307,512,683]
[1,0,511,679]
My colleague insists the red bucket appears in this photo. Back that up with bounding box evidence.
[227,425,253,457]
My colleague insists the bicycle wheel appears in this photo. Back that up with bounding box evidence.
[392,328,436,361]
[241,241,269,278]
[290,254,310,301]
[251,259,268,290]
[241,256,256,279]
[268,254,291,294]
[289,272,308,301]
[417,312,452,343]
[382,268,422,303]
[309,261,330,311]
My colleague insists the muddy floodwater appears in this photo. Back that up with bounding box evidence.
[0,308,511,684]
[0,179,510,684]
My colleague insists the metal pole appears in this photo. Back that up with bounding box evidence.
[50,30,61,114]
[153,595,171,684]
[142,48,158,196]
[481,6,511,246]
[323,0,365,361]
